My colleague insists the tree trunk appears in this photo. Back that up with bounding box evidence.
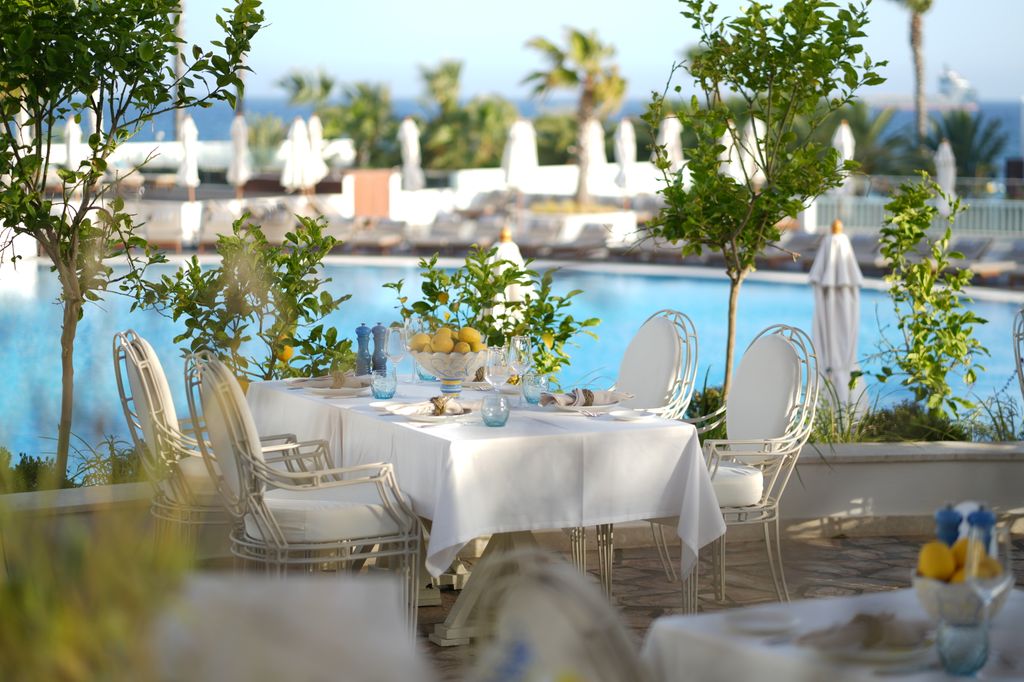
[55,297,81,484]
[575,85,596,207]
[910,11,926,145]
[174,1,187,140]
[721,274,744,398]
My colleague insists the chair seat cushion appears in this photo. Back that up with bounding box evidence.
[712,461,763,508]
[175,454,222,506]
[246,485,405,544]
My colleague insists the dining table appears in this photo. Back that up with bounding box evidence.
[247,378,726,646]
[641,588,1024,681]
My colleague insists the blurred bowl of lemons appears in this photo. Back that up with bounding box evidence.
[408,326,488,395]
[912,538,1011,624]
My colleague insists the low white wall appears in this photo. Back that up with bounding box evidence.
[387,172,456,226]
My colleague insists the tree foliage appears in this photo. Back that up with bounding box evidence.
[925,110,1008,178]
[135,217,354,385]
[645,0,884,393]
[0,0,263,478]
[866,174,988,417]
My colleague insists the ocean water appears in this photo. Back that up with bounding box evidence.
[129,97,1023,171]
[0,261,1019,458]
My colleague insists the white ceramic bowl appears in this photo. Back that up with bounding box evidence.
[409,350,487,382]
[912,572,1011,625]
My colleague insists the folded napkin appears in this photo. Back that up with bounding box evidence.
[796,613,931,652]
[332,373,373,389]
[390,398,477,417]
[539,388,634,408]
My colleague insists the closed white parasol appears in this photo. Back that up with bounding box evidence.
[809,219,864,405]
[502,118,539,192]
[280,116,312,193]
[397,116,425,191]
[226,112,252,199]
[177,114,200,202]
[934,138,957,216]
[613,118,637,192]
[65,116,83,170]
[306,114,330,190]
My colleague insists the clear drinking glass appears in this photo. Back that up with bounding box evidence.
[485,347,512,392]
[385,323,408,383]
[481,394,511,427]
[371,368,397,399]
[937,526,1013,676]
[508,336,532,377]
[521,371,548,405]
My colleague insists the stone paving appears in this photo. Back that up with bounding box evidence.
[417,535,1024,680]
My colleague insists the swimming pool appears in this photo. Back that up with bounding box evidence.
[1,257,1021,457]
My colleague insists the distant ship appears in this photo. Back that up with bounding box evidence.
[938,66,977,104]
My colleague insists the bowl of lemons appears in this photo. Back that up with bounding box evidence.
[912,537,1011,625]
[408,326,488,396]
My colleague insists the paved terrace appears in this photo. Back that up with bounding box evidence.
[419,535,1024,680]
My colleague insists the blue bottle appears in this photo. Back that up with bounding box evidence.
[355,322,371,376]
[935,504,962,546]
[966,506,996,549]
[371,322,387,373]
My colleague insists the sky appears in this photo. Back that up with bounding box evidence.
[184,0,1024,102]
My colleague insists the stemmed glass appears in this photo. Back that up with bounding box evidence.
[508,336,532,404]
[484,347,512,393]
[385,323,409,386]
[937,525,1013,675]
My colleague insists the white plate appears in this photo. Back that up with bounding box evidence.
[305,386,371,398]
[609,409,657,422]
[553,401,620,414]
[403,410,473,423]
[725,610,799,636]
[817,640,934,665]
[288,377,332,388]
[464,381,518,394]
[368,401,398,411]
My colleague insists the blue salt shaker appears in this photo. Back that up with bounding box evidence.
[371,321,387,372]
[935,504,962,546]
[355,322,371,375]
[966,506,996,549]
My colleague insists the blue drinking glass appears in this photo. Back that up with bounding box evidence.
[481,394,510,427]
[521,372,548,405]
[371,369,397,399]
[937,621,989,676]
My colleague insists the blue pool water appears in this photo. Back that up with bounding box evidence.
[1,259,1021,457]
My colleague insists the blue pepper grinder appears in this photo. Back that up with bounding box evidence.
[967,505,996,550]
[935,504,962,546]
[355,322,372,376]
[371,321,388,373]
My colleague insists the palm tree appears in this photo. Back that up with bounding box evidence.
[925,110,1008,178]
[524,28,626,205]
[464,96,518,168]
[337,82,398,168]
[278,68,337,108]
[890,0,934,145]
[815,102,912,175]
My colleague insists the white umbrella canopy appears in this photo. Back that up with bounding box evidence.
[934,138,957,216]
[653,116,684,173]
[582,117,607,166]
[739,117,766,186]
[177,114,200,200]
[613,118,637,191]
[65,116,83,170]
[808,220,864,405]
[226,113,252,197]
[831,119,856,195]
[280,116,312,193]
[397,116,426,191]
[306,114,330,189]
[488,225,534,321]
[502,118,539,191]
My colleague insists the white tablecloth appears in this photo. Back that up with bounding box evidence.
[641,588,1024,681]
[248,381,725,577]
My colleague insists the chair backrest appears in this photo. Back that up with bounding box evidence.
[616,310,698,419]
[1015,308,1024,406]
[185,351,265,518]
[113,330,181,479]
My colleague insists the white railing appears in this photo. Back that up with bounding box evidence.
[814,195,1024,236]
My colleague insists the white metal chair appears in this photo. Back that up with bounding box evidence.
[113,330,311,549]
[569,310,699,597]
[1014,308,1024,406]
[652,324,819,603]
[183,350,421,625]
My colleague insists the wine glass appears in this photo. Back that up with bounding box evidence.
[385,323,408,384]
[485,347,512,393]
[508,336,532,405]
[937,525,1013,675]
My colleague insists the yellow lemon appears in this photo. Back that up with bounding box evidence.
[453,341,471,353]
[541,332,555,350]
[952,537,984,568]
[980,556,1003,579]
[950,568,966,583]
[276,345,294,363]
[430,333,455,353]
[458,327,482,344]
[469,341,485,352]
[409,332,432,352]
[917,541,957,581]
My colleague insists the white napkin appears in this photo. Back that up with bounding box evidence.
[796,613,931,651]
[390,399,477,416]
[333,374,373,389]
[539,388,633,408]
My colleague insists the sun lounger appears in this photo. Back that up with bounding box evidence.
[344,219,407,255]
[759,231,823,270]
[546,224,610,260]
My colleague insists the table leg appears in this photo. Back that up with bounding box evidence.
[428,531,539,647]
[596,523,613,599]
[680,558,699,615]
[568,527,587,574]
